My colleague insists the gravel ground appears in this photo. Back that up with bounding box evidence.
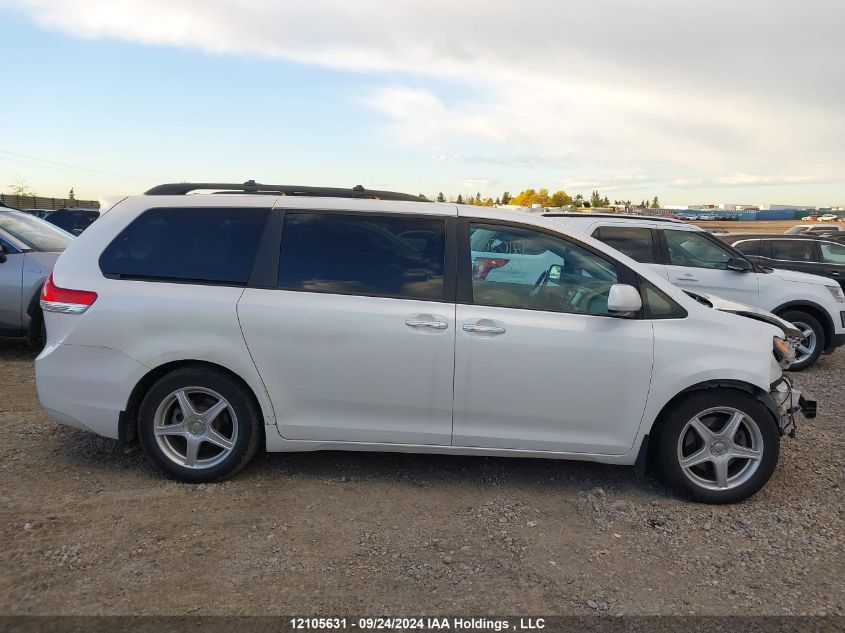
[0,338,842,616]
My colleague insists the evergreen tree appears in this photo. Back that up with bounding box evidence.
[456,194,464,204]
[495,196,501,205]
[651,196,660,209]
[501,191,512,204]
[436,192,446,202]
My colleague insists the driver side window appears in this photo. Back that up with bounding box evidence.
[468,223,618,315]
[664,230,734,270]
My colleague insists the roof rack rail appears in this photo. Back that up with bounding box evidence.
[144,180,428,203]
[543,212,683,223]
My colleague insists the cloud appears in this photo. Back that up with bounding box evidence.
[5,0,845,197]
[461,178,493,190]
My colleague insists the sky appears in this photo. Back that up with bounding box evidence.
[1,0,843,207]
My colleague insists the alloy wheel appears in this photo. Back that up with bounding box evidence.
[676,406,763,491]
[791,321,817,364]
[153,387,238,469]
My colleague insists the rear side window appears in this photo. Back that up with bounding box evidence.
[593,226,657,263]
[769,240,818,262]
[100,207,269,284]
[731,239,761,256]
[277,213,446,301]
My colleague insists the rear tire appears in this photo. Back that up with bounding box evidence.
[138,366,261,482]
[652,389,779,504]
[780,310,824,370]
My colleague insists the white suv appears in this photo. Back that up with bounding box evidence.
[548,213,845,370]
[36,182,816,503]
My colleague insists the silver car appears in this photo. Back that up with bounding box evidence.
[0,208,73,342]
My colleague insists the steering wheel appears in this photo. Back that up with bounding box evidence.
[526,269,550,307]
[568,284,612,313]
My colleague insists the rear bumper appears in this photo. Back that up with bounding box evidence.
[36,342,147,439]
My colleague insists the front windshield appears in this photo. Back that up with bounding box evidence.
[0,211,73,252]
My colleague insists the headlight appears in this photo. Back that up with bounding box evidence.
[773,336,796,369]
[827,285,845,303]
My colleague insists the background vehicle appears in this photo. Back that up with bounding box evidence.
[547,213,845,370]
[818,214,838,222]
[721,234,845,291]
[22,208,52,218]
[42,207,100,235]
[0,209,72,342]
[35,182,813,503]
[785,224,844,236]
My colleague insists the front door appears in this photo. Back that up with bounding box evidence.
[662,228,760,305]
[453,221,654,455]
[238,210,456,445]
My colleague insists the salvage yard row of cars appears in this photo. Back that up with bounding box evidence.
[2,190,843,503]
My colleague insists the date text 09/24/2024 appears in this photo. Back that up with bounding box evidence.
[289,617,546,630]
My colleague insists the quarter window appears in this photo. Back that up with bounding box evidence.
[820,242,845,264]
[770,240,819,262]
[99,207,269,284]
[593,226,657,263]
[277,213,446,301]
[468,223,618,315]
[664,230,734,270]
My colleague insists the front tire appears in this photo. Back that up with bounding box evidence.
[652,390,779,504]
[138,366,261,482]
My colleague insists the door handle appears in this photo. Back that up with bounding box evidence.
[830,271,840,276]
[405,319,448,330]
[675,274,698,282]
[463,324,506,335]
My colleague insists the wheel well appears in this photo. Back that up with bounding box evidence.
[647,380,778,457]
[772,302,833,347]
[118,360,265,447]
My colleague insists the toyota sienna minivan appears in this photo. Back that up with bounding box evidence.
[36,182,815,503]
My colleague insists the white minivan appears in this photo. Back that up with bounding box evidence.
[36,183,816,503]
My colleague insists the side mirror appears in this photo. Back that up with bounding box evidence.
[726,257,752,272]
[607,283,642,315]
[547,264,562,283]
[0,243,6,264]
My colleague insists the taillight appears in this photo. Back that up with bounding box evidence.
[40,273,98,314]
[472,257,509,280]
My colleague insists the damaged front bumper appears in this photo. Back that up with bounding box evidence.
[769,377,817,437]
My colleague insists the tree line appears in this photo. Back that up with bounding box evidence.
[431,188,660,209]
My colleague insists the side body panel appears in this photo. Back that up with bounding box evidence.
[238,291,455,444]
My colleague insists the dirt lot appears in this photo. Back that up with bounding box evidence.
[0,338,842,616]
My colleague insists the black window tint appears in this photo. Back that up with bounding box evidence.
[731,239,761,256]
[278,213,446,301]
[100,207,268,284]
[770,240,818,262]
[594,226,656,263]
